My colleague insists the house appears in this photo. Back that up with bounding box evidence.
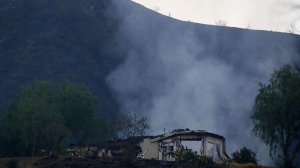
[138,129,229,161]
[66,128,229,162]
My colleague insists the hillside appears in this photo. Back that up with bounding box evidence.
[0,0,122,117]
[0,0,298,117]
[1,0,300,135]
[1,0,300,165]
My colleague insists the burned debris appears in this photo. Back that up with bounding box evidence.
[140,129,229,161]
[67,129,228,162]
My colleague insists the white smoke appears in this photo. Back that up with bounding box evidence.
[107,0,300,165]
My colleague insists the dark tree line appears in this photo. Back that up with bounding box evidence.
[0,81,111,156]
[0,80,149,157]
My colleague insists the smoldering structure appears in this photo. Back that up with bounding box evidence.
[66,129,228,162]
[139,129,228,161]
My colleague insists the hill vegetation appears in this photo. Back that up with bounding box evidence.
[0,0,122,117]
[0,80,111,157]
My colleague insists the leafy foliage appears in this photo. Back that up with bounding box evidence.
[175,148,199,167]
[0,80,110,157]
[174,148,214,168]
[198,155,215,167]
[231,147,257,164]
[251,64,300,168]
[117,113,149,139]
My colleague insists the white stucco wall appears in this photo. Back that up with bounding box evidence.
[139,138,159,159]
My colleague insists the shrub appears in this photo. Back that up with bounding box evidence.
[174,149,198,168]
[231,147,257,164]
[174,149,214,168]
[198,155,214,167]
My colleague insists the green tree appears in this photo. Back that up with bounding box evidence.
[251,64,300,168]
[0,80,110,156]
[118,113,149,139]
[54,81,109,143]
[231,147,257,164]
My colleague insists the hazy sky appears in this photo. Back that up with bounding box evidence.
[132,0,300,33]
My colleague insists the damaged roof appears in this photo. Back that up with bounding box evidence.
[151,129,225,142]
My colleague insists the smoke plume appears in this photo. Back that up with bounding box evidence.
[107,0,300,164]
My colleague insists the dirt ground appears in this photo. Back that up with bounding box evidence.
[0,156,173,168]
[0,156,274,168]
[0,157,42,168]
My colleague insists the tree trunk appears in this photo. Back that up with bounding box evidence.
[32,143,36,157]
[283,148,293,168]
[31,136,38,156]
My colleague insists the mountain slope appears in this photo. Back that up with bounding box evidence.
[0,0,122,117]
[0,0,300,143]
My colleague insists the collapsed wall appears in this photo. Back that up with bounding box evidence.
[139,129,229,161]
